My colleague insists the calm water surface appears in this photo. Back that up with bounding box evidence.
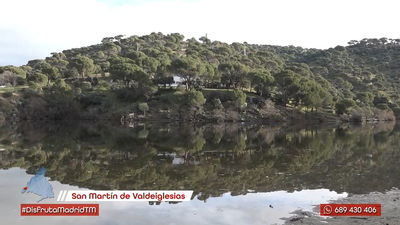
[0,122,399,224]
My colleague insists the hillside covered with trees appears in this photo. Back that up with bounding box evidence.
[1,33,400,123]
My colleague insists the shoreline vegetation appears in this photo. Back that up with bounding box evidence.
[1,33,400,123]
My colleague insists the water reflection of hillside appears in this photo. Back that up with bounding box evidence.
[0,121,399,200]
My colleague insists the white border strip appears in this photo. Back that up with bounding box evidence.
[57,190,64,201]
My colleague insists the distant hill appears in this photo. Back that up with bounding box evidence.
[1,33,399,122]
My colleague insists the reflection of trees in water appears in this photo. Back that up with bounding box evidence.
[0,121,399,200]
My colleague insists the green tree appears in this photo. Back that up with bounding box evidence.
[248,69,274,96]
[109,57,149,87]
[199,36,211,45]
[69,55,95,78]
[170,56,206,90]
[185,90,206,119]
[201,63,218,87]
[357,92,374,106]
[1,65,26,78]
[126,51,160,77]
[274,70,301,106]
[30,60,60,85]
[297,78,331,111]
[28,72,48,86]
[138,102,149,117]
[52,79,72,93]
[218,62,249,89]
[171,90,206,120]
[46,52,69,75]
[233,89,246,110]
[336,98,356,114]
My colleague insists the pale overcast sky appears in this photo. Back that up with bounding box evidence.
[1,0,400,66]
